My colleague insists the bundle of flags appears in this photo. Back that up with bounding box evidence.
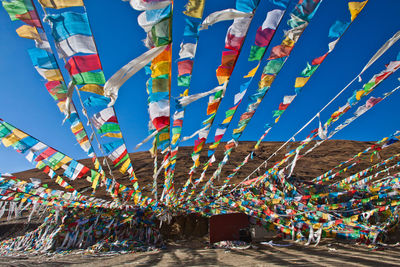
[168,0,207,191]
[188,0,260,174]
[2,0,104,179]
[42,7,139,189]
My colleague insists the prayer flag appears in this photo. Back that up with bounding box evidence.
[348,1,368,21]
[183,0,205,19]
[248,45,266,61]
[65,54,102,76]
[72,71,106,85]
[178,60,194,76]
[55,35,97,58]
[38,0,84,9]
[46,12,92,42]
[16,25,40,40]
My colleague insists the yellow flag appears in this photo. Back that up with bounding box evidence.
[294,77,310,88]
[233,125,245,134]
[71,123,83,133]
[356,90,365,100]
[54,156,72,170]
[348,1,368,21]
[244,64,260,78]
[133,193,141,205]
[194,157,200,167]
[102,132,123,138]
[119,159,131,174]
[2,134,19,147]
[171,133,180,144]
[119,185,127,193]
[222,116,233,124]
[180,89,189,97]
[259,74,275,88]
[217,75,229,85]
[79,84,104,95]
[94,158,100,170]
[151,61,170,77]
[158,132,170,142]
[12,129,28,139]
[57,101,66,113]
[282,37,294,47]
[149,139,157,158]
[44,69,63,81]
[16,25,41,40]
[209,142,218,149]
[38,0,84,9]
[92,173,100,189]
[183,0,205,19]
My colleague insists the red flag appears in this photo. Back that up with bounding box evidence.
[65,54,102,75]
[311,53,328,65]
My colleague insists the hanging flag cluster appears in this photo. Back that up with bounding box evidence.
[314,130,400,184]
[166,0,207,203]
[1,0,114,190]
[178,0,292,203]
[190,0,326,200]
[250,56,400,192]
[0,173,163,252]
[187,0,259,173]
[208,1,289,157]
[228,0,323,144]
[125,0,173,203]
[0,119,163,209]
[40,4,141,190]
[2,0,400,255]
[205,0,369,194]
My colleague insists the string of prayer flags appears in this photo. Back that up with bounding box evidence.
[123,0,172,201]
[0,119,151,204]
[0,121,82,196]
[180,2,291,203]
[190,0,324,200]
[45,12,96,58]
[163,0,206,203]
[2,3,103,177]
[331,154,400,189]
[208,6,288,158]
[290,82,400,191]
[314,130,400,184]
[229,0,323,144]
[188,0,260,175]
[252,57,400,192]
[178,0,272,204]
[202,0,369,196]
[327,61,400,127]
[41,5,141,189]
[2,0,41,27]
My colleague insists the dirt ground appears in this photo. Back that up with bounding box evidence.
[1,240,400,266]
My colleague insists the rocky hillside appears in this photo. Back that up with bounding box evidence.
[12,140,400,200]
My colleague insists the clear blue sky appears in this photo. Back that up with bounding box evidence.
[0,0,399,173]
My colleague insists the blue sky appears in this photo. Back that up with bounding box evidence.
[0,0,399,173]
